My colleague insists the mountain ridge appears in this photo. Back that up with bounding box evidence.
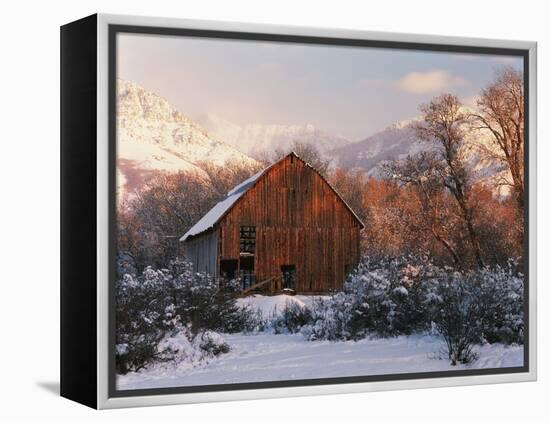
[329,114,511,196]
[116,79,259,200]
[198,113,351,158]
[116,79,511,201]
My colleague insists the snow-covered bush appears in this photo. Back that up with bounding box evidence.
[198,331,231,356]
[426,270,482,365]
[166,259,261,335]
[116,259,259,374]
[300,295,354,341]
[345,256,435,337]
[298,255,524,357]
[469,263,524,345]
[301,256,436,341]
[271,302,313,334]
[424,260,524,364]
[157,329,197,364]
[421,261,524,364]
[115,269,178,374]
[115,255,524,371]
[156,329,230,366]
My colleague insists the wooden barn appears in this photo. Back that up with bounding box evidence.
[180,152,364,294]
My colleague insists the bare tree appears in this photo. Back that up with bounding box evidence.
[198,159,264,197]
[471,67,524,208]
[117,160,262,272]
[120,172,219,270]
[329,168,369,224]
[267,141,332,177]
[415,94,485,268]
[383,152,463,267]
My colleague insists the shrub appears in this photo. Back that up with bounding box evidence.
[301,295,354,341]
[115,259,259,374]
[166,259,261,335]
[271,302,313,334]
[298,255,524,365]
[115,255,524,371]
[198,331,231,356]
[426,270,482,365]
[301,255,436,341]
[115,270,178,374]
[424,261,524,364]
[156,329,231,366]
[156,329,196,364]
[470,263,524,344]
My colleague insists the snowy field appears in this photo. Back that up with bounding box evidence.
[118,333,522,390]
[117,295,523,391]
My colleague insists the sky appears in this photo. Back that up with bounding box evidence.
[117,33,523,141]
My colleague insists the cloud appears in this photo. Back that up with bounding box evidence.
[397,70,467,94]
[359,70,469,95]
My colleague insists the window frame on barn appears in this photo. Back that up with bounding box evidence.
[240,225,256,255]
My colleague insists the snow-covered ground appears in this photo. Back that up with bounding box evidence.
[117,332,523,390]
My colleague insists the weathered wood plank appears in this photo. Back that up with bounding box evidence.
[215,154,362,293]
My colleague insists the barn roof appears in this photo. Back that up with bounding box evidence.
[179,168,266,242]
[180,152,364,242]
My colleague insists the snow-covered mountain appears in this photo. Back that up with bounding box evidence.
[116,79,511,201]
[116,80,258,199]
[331,118,423,177]
[198,113,351,158]
[331,115,511,196]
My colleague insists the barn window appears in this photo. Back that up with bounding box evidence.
[240,226,256,254]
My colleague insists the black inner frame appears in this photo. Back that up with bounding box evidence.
[108,24,530,399]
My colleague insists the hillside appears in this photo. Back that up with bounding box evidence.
[116,80,258,199]
[330,115,511,196]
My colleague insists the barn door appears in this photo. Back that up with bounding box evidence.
[240,256,255,290]
[281,265,296,290]
[220,259,238,280]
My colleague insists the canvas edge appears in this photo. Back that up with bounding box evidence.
[527,41,537,383]
[95,13,537,409]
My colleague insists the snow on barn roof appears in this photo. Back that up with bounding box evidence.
[179,167,266,242]
[180,152,364,242]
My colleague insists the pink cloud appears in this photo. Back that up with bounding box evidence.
[397,70,467,94]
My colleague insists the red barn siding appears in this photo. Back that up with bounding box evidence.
[217,154,362,293]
